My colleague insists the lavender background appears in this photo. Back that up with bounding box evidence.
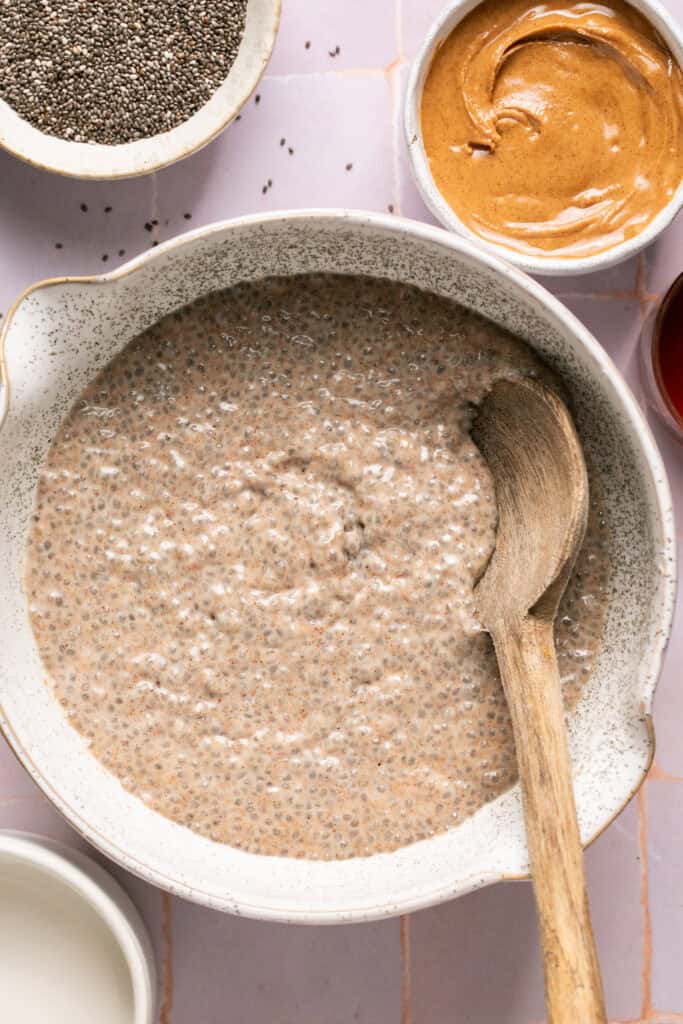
[1,2,683,1020]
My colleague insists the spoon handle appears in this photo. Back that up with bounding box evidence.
[493,615,607,1024]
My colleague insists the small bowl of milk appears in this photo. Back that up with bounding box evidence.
[0,831,156,1024]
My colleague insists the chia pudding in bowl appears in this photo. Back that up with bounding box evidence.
[0,213,673,921]
[25,274,610,860]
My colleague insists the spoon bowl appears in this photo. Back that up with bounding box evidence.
[474,377,588,625]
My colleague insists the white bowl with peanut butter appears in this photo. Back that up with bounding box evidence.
[405,0,683,275]
[0,212,675,922]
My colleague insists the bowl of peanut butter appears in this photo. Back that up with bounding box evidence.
[405,0,683,274]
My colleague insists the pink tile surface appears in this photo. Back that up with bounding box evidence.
[647,782,683,1015]
[168,901,400,1024]
[0,149,153,318]
[652,548,683,779]
[408,799,643,1024]
[269,0,399,74]
[1,2,683,1022]
[153,72,395,232]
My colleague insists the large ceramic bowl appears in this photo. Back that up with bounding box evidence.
[0,0,280,180]
[404,0,683,276]
[0,211,675,923]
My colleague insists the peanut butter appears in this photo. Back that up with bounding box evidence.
[421,0,683,259]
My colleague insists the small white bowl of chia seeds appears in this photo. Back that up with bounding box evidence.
[0,0,280,179]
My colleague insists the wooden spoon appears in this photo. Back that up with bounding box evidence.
[472,376,607,1024]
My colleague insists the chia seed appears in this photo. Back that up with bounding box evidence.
[0,0,249,145]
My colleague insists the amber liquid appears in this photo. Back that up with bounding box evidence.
[654,276,683,427]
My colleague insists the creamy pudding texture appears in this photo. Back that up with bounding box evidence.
[26,275,609,859]
[421,0,683,258]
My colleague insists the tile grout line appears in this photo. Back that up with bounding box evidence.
[647,763,683,782]
[637,783,653,1021]
[390,0,406,217]
[388,64,401,217]
[0,794,46,807]
[159,892,174,1024]
[400,914,412,1024]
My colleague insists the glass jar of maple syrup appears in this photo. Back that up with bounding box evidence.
[640,272,683,442]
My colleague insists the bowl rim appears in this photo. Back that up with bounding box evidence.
[0,0,281,181]
[0,830,156,1021]
[0,209,676,922]
[404,0,683,277]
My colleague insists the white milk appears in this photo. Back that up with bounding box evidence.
[0,858,134,1024]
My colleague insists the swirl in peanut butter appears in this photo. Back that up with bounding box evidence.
[421,0,683,258]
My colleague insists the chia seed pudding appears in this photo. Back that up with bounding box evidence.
[25,274,609,859]
[0,0,248,145]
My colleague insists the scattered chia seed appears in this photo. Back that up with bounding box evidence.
[118,249,126,257]
[144,222,153,233]
[305,40,311,49]
[184,213,192,220]
[288,147,294,155]
[345,163,353,171]
[102,254,109,262]
[55,242,63,249]
[280,137,285,146]
[0,0,249,145]
[80,203,88,213]
[388,204,395,213]
[104,206,112,214]
[255,94,261,104]
[329,45,341,57]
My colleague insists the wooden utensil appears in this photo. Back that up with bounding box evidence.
[472,376,607,1024]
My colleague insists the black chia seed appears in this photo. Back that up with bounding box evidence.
[0,0,249,145]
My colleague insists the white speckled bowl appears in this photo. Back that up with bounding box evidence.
[0,0,280,180]
[0,211,676,923]
[404,0,683,276]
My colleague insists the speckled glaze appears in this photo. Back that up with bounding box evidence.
[0,0,280,180]
[0,211,675,923]
[404,0,683,277]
